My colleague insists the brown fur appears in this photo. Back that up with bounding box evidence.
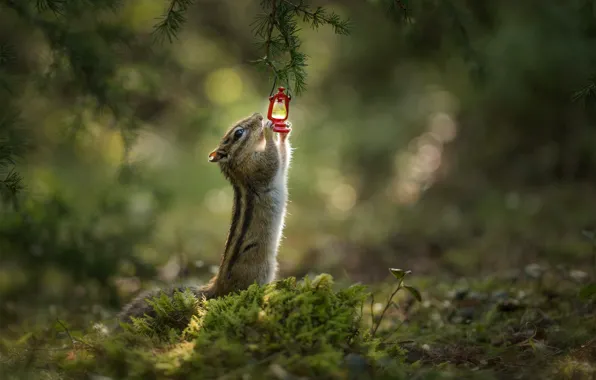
[118,113,292,323]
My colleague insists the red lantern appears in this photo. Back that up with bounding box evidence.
[267,87,292,133]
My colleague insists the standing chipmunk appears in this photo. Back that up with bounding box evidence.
[118,112,292,322]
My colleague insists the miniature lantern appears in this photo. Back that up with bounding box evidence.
[267,87,291,133]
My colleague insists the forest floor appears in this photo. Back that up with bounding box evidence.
[369,267,596,379]
[1,263,595,380]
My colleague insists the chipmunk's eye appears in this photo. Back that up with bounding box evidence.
[233,128,245,141]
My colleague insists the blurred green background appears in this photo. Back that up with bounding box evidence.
[1,0,595,328]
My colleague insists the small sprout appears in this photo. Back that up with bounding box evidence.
[371,268,421,337]
[389,268,411,281]
[404,285,422,302]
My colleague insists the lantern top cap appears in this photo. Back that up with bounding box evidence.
[270,86,290,101]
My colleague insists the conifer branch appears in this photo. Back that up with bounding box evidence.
[0,0,350,203]
[0,169,23,204]
[153,0,195,43]
[280,0,350,35]
[0,0,124,204]
[149,0,350,94]
[252,0,351,96]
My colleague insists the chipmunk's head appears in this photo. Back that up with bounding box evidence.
[208,112,267,176]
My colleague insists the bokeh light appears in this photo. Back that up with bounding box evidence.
[205,68,244,105]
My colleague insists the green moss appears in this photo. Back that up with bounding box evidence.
[126,288,201,341]
[60,274,405,379]
[4,270,594,379]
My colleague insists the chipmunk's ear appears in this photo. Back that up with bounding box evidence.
[208,150,227,163]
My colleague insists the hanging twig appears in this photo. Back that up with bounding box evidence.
[264,0,278,60]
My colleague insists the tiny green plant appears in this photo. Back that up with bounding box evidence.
[370,268,422,337]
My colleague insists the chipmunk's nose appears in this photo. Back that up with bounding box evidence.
[208,150,228,163]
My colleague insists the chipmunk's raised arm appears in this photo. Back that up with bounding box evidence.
[278,122,292,172]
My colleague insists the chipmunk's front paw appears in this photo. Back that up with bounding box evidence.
[279,122,291,142]
[263,120,275,140]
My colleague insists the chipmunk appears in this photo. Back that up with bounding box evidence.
[118,112,292,322]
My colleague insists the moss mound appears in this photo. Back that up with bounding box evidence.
[59,274,402,379]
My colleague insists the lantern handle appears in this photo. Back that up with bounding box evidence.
[269,76,278,97]
[268,76,292,99]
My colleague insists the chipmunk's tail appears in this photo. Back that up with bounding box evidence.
[116,284,214,324]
